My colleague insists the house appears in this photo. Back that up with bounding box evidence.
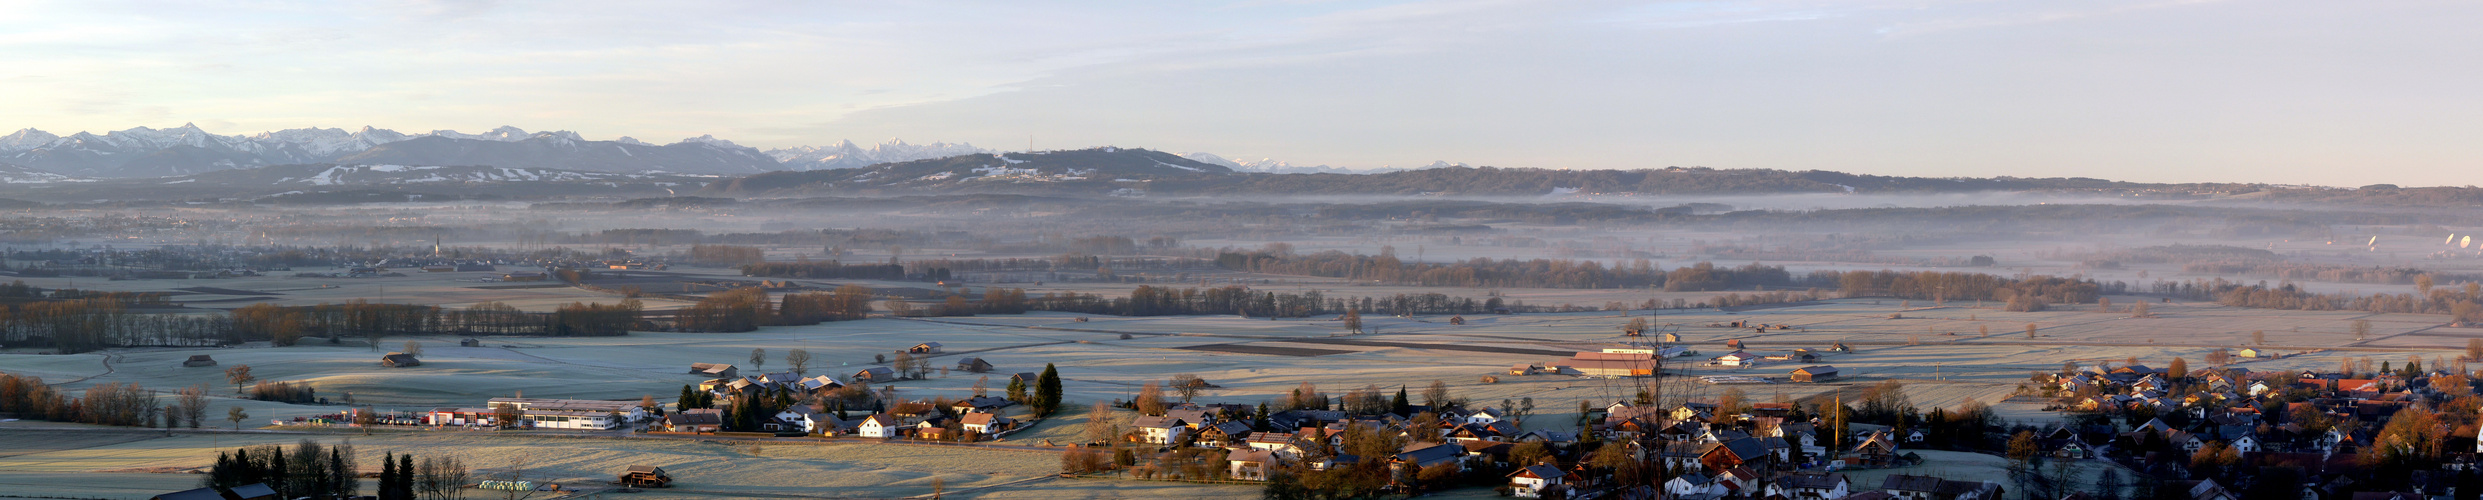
[1390,443,1468,476]
[1881,474,2004,500]
[1700,437,1773,472]
[182,355,217,367]
[961,412,1016,435]
[1853,430,1900,466]
[1511,363,1542,375]
[1713,350,1762,367]
[955,357,994,373]
[910,342,944,354]
[1766,472,1851,500]
[950,396,1015,413]
[1198,421,1254,447]
[618,465,672,488]
[1228,448,1279,481]
[458,338,482,347]
[1134,416,1189,445]
[1508,464,1581,498]
[1009,372,1041,386]
[2237,348,2267,358]
[663,409,722,433]
[1247,432,1306,459]
[789,411,847,435]
[153,482,279,500]
[688,363,739,379]
[853,366,897,382]
[856,414,904,438]
[1791,365,1840,382]
[379,352,421,368]
[1665,473,1726,499]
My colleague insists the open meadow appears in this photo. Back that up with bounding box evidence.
[0,294,2466,498]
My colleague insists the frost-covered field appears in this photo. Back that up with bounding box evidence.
[0,297,2458,498]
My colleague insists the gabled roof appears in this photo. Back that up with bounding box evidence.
[1132,416,1185,429]
[961,413,1007,425]
[1512,464,1571,480]
[1393,443,1465,467]
[860,414,899,427]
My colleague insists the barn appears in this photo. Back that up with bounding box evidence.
[182,355,218,367]
[379,352,421,368]
[1791,366,1840,382]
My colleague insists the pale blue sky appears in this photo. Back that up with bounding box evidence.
[3,0,2478,186]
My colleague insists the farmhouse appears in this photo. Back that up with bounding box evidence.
[663,409,723,433]
[688,363,739,379]
[1791,365,1840,382]
[1133,416,1189,444]
[1712,350,1761,367]
[618,465,671,488]
[379,352,421,368]
[961,412,1016,435]
[182,355,217,367]
[910,342,943,354]
[854,366,898,382]
[955,357,994,373]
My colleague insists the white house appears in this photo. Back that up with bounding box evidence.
[1765,472,1850,500]
[1507,464,1577,498]
[1134,416,1189,445]
[962,412,1015,435]
[856,414,903,438]
[1665,473,1726,499]
[1228,448,1278,481]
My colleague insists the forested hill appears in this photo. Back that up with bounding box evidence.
[701,150,2263,197]
[1160,167,2259,196]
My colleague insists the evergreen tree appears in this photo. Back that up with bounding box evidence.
[1035,364,1063,417]
[398,454,414,499]
[1391,386,1412,416]
[382,452,399,500]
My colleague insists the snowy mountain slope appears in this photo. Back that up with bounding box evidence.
[765,139,990,170]
[170,164,713,187]
[334,133,779,175]
[0,162,89,184]
[704,146,1228,196]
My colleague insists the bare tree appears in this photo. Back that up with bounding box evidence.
[1422,380,1450,409]
[2254,330,2267,346]
[177,385,209,428]
[1083,400,1120,445]
[2131,301,2150,318]
[973,376,990,398]
[225,365,255,394]
[2025,324,2037,339]
[749,348,768,372]
[1343,308,1363,334]
[402,340,424,357]
[2352,319,2372,341]
[786,349,812,376]
[1169,374,1207,403]
[226,406,249,430]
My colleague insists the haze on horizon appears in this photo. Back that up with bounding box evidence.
[4,0,2479,187]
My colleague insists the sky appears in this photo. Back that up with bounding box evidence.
[2,0,2479,186]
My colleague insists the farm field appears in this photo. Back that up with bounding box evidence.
[0,297,2462,498]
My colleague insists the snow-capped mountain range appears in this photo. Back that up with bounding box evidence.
[0,124,1433,180]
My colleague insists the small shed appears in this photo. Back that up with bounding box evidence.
[619,465,672,488]
[379,352,421,368]
[459,338,482,347]
[1791,365,1840,382]
[182,355,218,367]
[854,366,897,382]
[910,342,944,354]
[955,357,994,373]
